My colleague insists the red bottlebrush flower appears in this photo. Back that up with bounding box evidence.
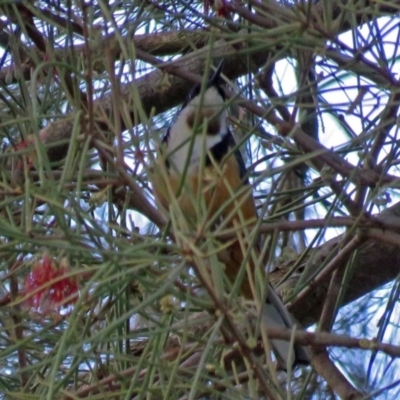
[23,254,79,316]
[13,141,29,151]
[12,138,35,173]
[204,0,230,17]
[215,0,229,17]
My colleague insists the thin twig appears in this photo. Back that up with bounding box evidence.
[288,234,365,310]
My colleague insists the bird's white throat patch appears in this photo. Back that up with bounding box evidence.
[166,86,228,174]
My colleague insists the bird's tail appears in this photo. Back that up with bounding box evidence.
[263,285,310,369]
[225,234,310,369]
[221,193,310,369]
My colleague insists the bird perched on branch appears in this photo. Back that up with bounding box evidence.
[152,62,309,369]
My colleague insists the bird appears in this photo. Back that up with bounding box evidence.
[152,62,309,369]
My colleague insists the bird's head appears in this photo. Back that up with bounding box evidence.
[182,61,227,137]
[163,61,229,174]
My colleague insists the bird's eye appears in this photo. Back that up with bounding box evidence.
[207,119,221,135]
[186,111,196,129]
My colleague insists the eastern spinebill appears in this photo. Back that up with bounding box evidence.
[152,62,309,368]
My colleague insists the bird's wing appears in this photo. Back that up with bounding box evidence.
[216,133,310,368]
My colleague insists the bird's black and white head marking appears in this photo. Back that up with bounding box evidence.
[164,63,229,174]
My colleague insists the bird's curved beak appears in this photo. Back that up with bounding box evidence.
[209,60,225,86]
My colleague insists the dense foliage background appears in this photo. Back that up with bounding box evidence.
[2,1,400,399]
